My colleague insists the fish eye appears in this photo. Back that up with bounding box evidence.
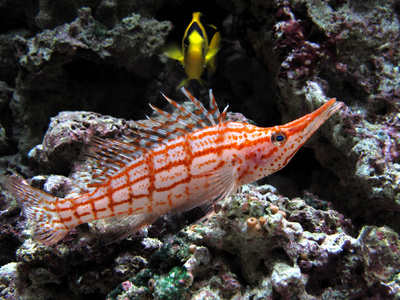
[271,131,287,146]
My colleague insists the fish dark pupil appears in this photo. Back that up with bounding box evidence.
[271,131,287,146]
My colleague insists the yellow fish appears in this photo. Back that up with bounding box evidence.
[165,12,221,88]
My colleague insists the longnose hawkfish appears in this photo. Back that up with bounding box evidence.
[164,12,221,88]
[7,88,343,246]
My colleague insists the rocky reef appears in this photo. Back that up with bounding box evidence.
[107,184,400,299]
[0,0,399,299]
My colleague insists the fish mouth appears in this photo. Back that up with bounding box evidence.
[306,99,343,134]
[281,99,344,137]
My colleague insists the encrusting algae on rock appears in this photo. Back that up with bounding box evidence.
[6,88,343,246]
[106,184,400,299]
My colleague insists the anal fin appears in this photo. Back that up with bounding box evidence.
[88,213,159,245]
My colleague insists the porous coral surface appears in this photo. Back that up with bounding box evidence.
[106,185,400,299]
[0,0,399,299]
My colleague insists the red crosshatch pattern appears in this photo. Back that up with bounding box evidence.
[7,89,343,246]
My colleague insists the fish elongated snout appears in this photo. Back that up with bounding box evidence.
[281,99,343,139]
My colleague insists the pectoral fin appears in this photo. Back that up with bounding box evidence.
[164,44,184,64]
[169,167,238,216]
[205,32,221,73]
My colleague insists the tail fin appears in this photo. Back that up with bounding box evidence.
[6,177,69,246]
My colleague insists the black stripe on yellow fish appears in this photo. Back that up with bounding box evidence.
[164,12,221,89]
[183,22,206,48]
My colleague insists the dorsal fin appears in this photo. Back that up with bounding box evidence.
[67,136,141,195]
[128,87,227,148]
[208,89,228,124]
[67,88,228,196]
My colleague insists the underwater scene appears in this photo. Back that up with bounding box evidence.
[0,0,399,299]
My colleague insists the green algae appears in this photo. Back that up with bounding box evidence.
[153,266,191,300]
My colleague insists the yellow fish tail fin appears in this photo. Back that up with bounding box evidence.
[176,77,207,89]
[177,78,191,89]
[206,31,221,73]
[6,177,69,246]
[198,78,208,87]
[164,44,184,64]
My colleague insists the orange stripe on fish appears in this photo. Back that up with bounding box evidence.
[6,89,343,245]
